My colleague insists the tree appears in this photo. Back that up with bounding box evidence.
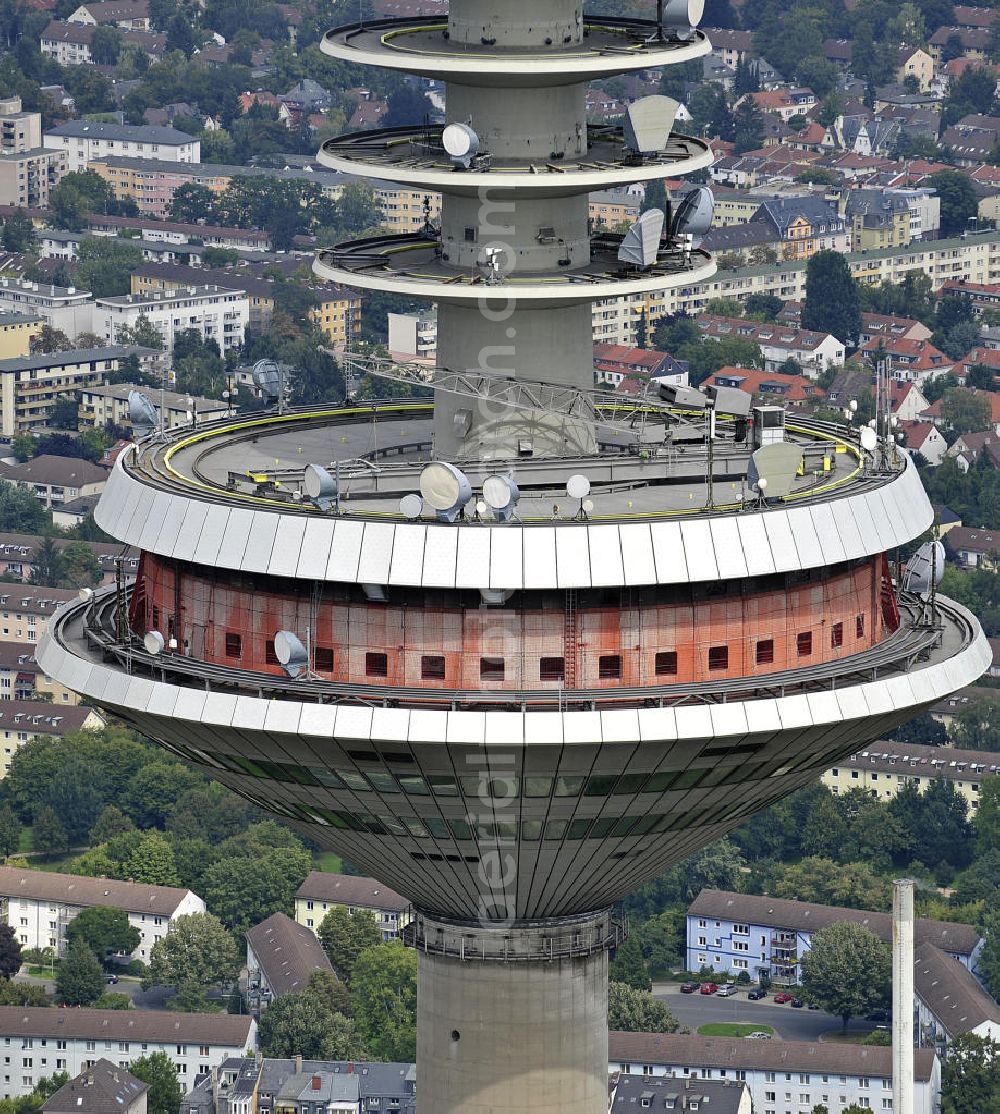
[124,761,203,828]
[89,805,134,846]
[114,314,165,351]
[609,935,652,991]
[129,1053,182,1114]
[122,830,180,885]
[168,184,217,225]
[0,923,21,978]
[318,906,383,984]
[607,982,680,1032]
[89,25,122,64]
[976,911,1000,999]
[198,845,311,934]
[941,388,993,435]
[0,485,48,534]
[800,922,891,1031]
[74,236,143,299]
[42,759,104,843]
[743,293,783,321]
[2,209,34,252]
[941,1032,1000,1113]
[733,98,765,154]
[769,857,892,911]
[143,913,239,1011]
[351,942,417,1061]
[55,940,104,1006]
[32,805,68,856]
[165,11,195,54]
[54,542,102,589]
[30,325,73,355]
[66,906,140,965]
[930,170,980,237]
[802,250,862,348]
[258,991,365,1059]
[0,804,21,859]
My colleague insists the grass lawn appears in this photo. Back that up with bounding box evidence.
[820,1030,883,1044]
[313,850,343,873]
[697,1023,774,1038]
[32,852,83,873]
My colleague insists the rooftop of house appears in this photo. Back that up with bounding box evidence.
[915,942,1000,1037]
[833,739,1000,781]
[295,870,409,913]
[0,455,107,489]
[0,865,196,915]
[246,912,334,999]
[946,526,1000,553]
[0,1006,252,1044]
[703,366,822,402]
[688,888,982,956]
[611,1075,748,1114]
[0,700,97,734]
[43,121,195,144]
[42,1061,148,1114]
[0,346,157,374]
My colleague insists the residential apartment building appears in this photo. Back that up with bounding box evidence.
[0,642,81,706]
[0,149,68,210]
[387,311,437,360]
[373,181,441,233]
[685,888,982,985]
[0,701,102,778]
[0,280,93,341]
[182,1057,415,1114]
[0,587,77,645]
[128,266,361,348]
[824,740,996,812]
[589,189,641,229]
[846,189,912,251]
[94,287,248,356]
[67,0,150,29]
[945,525,999,568]
[79,383,229,433]
[608,1033,940,1114]
[0,866,204,959]
[0,533,138,586]
[43,123,198,174]
[915,940,1000,1049]
[0,1007,254,1100]
[0,98,40,153]
[0,346,160,437]
[39,22,164,66]
[83,214,272,253]
[0,314,41,361]
[245,912,334,1017]
[0,455,107,509]
[294,872,410,941]
[695,314,845,375]
[750,197,849,261]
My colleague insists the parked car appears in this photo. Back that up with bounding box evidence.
[867,1009,891,1023]
[680,982,699,994]
[699,983,719,995]
[791,997,804,1008]
[747,987,766,1000]
[773,992,794,1004]
[746,1031,772,1040]
[104,974,119,985]
[716,984,737,997]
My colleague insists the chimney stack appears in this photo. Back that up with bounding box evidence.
[893,878,915,1114]
[311,1076,321,1092]
[293,1056,302,1073]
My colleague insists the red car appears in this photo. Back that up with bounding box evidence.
[773,992,794,1004]
[699,983,719,995]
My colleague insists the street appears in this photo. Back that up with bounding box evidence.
[13,971,222,1011]
[654,984,881,1042]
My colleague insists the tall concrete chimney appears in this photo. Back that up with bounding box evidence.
[893,878,915,1114]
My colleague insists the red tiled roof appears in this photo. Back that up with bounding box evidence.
[703,366,821,402]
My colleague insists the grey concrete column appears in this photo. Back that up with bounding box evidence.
[413,910,617,1114]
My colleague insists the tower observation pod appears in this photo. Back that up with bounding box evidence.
[36,2,989,1112]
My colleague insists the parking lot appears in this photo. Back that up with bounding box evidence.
[653,983,882,1042]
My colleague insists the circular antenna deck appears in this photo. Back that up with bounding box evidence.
[143,630,165,655]
[400,493,423,520]
[567,474,591,500]
[860,427,877,451]
[420,462,472,521]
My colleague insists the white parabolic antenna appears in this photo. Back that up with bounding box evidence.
[624,95,679,155]
[902,540,945,594]
[618,209,664,268]
[662,0,705,31]
[860,426,878,452]
[483,473,520,522]
[442,123,479,166]
[400,493,424,520]
[252,358,282,401]
[567,473,591,500]
[128,390,157,436]
[420,461,472,521]
[303,463,338,511]
[274,630,309,677]
[143,630,165,655]
[746,442,801,500]
[672,186,714,246]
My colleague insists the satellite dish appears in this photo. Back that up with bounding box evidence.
[442,123,480,168]
[303,463,338,511]
[618,209,664,268]
[78,587,94,603]
[400,493,423,520]
[128,391,157,439]
[274,630,309,678]
[252,358,283,403]
[660,0,704,38]
[420,461,472,522]
[143,630,165,655]
[624,95,680,155]
[901,540,945,595]
[746,442,801,501]
[671,186,714,247]
[582,498,595,515]
[567,474,591,500]
[860,426,877,452]
[483,472,520,522]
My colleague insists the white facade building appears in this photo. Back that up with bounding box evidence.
[0,866,204,960]
[609,1033,940,1114]
[0,279,94,340]
[0,1007,254,1100]
[42,122,199,172]
[94,286,248,356]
